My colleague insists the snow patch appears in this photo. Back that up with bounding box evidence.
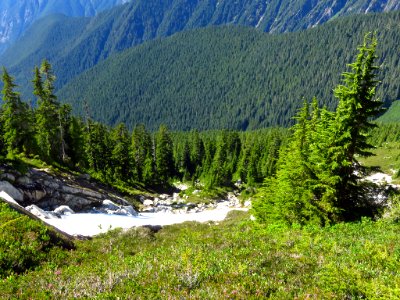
[44,208,247,237]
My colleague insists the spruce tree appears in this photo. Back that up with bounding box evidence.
[33,60,61,161]
[130,124,152,182]
[328,33,382,219]
[1,67,32,155]
[111,123,130,181]
[254,33,382,225]
[155,125,174,185]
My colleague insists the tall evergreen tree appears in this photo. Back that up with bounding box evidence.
[1,67,32,155]
[155,125,174,185]
[253,33,383,225]
[33,60,61,161]
[111,123,130,181]
[130,124,152,182]
[328,33,382,219]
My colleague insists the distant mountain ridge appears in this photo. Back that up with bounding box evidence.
[2,0,400,97]
[0,0,128,54]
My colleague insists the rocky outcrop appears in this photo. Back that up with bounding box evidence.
[0,165,137,213]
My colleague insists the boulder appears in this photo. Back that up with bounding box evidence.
[54,205,75,216]
[102,199,120,210]
[0,173,16,182]
[16,176,33,185]
[143,199,154,206]
[26,204,59,219]
[23,188,47,202]
[121,205,138,216]
[0,181,23,202]
[43,180,60,190]
[62,194,97,210]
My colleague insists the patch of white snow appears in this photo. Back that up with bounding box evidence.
[44,208,248,237]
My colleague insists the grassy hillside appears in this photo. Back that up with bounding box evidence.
[1,210,400,298]
[58,11,400,130]
[0,201,73,278]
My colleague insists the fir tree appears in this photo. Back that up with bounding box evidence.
[254,33,383,225]
[1,67,32,155]
[130,124,152,182]
[111,123,130,181]
[34,60,61,161]
[155,125,174,185]
[328,33,382,219]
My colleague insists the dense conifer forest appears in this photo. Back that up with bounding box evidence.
[58,12,400,130]
[0,61,287,191]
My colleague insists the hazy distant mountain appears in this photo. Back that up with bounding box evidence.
[0,0,128,53]
[2,0,400,94]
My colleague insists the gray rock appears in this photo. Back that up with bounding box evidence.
[23,189,47,201]
[63,194,94,210]
[0,173,16,182]
[142,207,155,213]
[0,181,23,202]
[54,205,75,216]
[244,200,252,207]
[43,180,60,190]
[122,205,138,216]
[26,204,59,219]
[143,199,154,206]
[102,199,120,210]
[78,174,91,180]
[16,176,33,185]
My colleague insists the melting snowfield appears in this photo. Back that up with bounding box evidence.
[45,208,246,237]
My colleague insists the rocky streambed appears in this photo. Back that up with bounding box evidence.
[0,165,249,237]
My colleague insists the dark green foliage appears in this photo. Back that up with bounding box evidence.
[110,123,130,181]
[155,125,175,185]
[1,67,33,156]
[56,11,400,131]
[34,60,63,161]
[329,34,383,219]
[2,0,400,100]
[254,34,383,225]
[130,124,153,183]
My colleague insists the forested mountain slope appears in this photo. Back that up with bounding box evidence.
[58,11,400,131]
[0,0,128,54]
[1,0,400,98]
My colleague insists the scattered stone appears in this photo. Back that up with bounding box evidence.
[54,205,75,216]
[102,199,121,210]
[16,176,33,185]
[143,199,154,206]
[0,181,24,202]
[26,204,59,219]
[23,188,47,202]
[0,173,16,182]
